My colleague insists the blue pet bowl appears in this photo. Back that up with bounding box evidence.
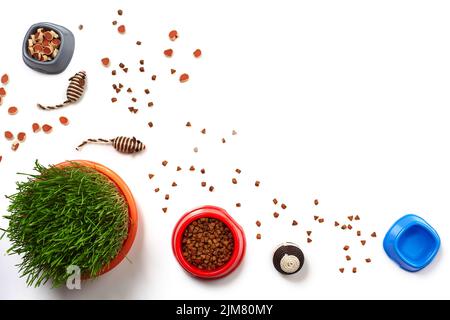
[383,214,440,272]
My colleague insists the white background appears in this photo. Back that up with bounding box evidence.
[0,0,449,299]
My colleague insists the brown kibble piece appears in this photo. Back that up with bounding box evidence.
[17,132,26,142]
[148,102,154,107]
[112,21,117,25]
[314,199,319,206]
[361,240,366,246]
[162,207,168,213]
[32,123,40,133]
[112,70,116,75]
[78,25,83,30]
[348,215,353,221]
[119,63,125,68]
[144,89,150,94]
[292,220,298,226]
[355,215,360,220]
[371,232,377,238]
[171,69,176,74]
[8,106,18,115]
[347,224,353,230]
[232,178,237,184]
[255,181,261,187]
[236,203,241,208]
[59,116,69,126]
[123,68,128,73]
[232,130,238,135]
[4,131,14,140]
[154,188,160,193]
[111,97,117,103]
[193,147,198,153]
[256,220,261,227]
[341,225,347,230]
[165,194,170,200]
[273,212,279,218]
[152,75,157,81]
[148,122,153,128]
[314,216,319,220]
[177,166,182,171]
[343,245,350,251]
[346,255,351,261]
[1,74,9,85]
[189,165,195,171]
[193,49,202,58]
[117,9,123,15]
[118,25,126,34]
[209,186,214,192]
[357,230,361,236]
[222,138,226,144]
[136,41,142,45]
[339,268,344,273]
[352,267,357,273]
[307,238,312,243]
[235,168,241,174]
[148,174,154,179]
[256,233,261,240]
[0,88,6,96]
[273,198,278,205]
[201,128,206,134]
[306,231,312,236]
[281,204,287,210]
[127,88,132,93]
[169,30,178,41]
[365,258,372,263]
[101,58,110,66]
[172,182,177,187]
[162,160,168,166]
[139,67,145,72]
[11,142,19,152]
[334,221,340,227]
[42,124,52,133]
[318,218,324,223]
[186,122,192,127]
[200,168,206,174]
[201,182,206,187]
[180,73,189,83]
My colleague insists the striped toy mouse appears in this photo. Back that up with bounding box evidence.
[37,71,87,110]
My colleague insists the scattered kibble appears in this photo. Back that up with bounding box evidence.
[144,88,150,94]
[172,182,177,187]
[357,230,361,236]
[221,138,226,143]
[177,166,182,171]
[346,255,351,261]
[232,178,237,184]
[292,220,298,226]
[201,182,206,187]
[118,25,126,34]
[256,233,261,240]
[78,25,83,30]
[139,67,145,72]
[319,218,325,223]
[32,123,40,133]
[169,30,178,41]
[162,160,168,166]
[306,231,312,236]
[371,232,377,238]
[11,142,19,152]
[209,186,214,192]
[189,165,195,171]
[201,128,206,134]
[112,21,117,26]
[17,132,26,142]
[341,225,347,230]
[348,215,353,221]
[162,207,168,213]
[361,240,366,246]
[8,106,18,115]
[314,216,319,221]
[154,188,160,193]
[165,194,170,200]
[273,212,279,218]
[112,70,116,75]
[1,74,9,85]
[117,9,123,16]
[136,41,142,45]
[179,73,189,83]
[171,69,176,74]
[339,268,344,273]
[152,75,157,81]
[232,130,237,135]
[273,198,278,205]
[59,116,69,126]
[365,258,372,263]
[334,221,340,227]
[307,238,312,243]
[164,49,173,57]
[148,122,153,128]
[148,102,154,107]
[200,168,206,174]
[193,147,198,153]
[4,131,14,140]
[148,173,154,179]
[193,49,202,58]
[343,245,350,251]
[256,220,261,227]
[186,122,192,127]
[111,97,117,103]
[355,215,360,220]
[281,204,287,210]
[101,57,110,67]
[42,124,52,133]
[236,203,241,208]
[255,181,260,187]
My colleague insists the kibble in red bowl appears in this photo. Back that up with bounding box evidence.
[172,206,246,279]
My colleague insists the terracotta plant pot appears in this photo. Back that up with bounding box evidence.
[56,160,138,277]
[172,205,246,279]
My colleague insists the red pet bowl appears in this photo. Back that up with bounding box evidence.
[172,205,246,279]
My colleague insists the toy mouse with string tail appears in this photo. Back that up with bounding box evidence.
[37,71,87,110]
[76,136,146,154]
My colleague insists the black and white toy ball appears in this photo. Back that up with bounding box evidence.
[273,242,305,275]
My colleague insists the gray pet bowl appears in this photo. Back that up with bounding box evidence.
[22,22,75,74]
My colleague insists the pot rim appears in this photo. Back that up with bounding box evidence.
[55,160,138,278]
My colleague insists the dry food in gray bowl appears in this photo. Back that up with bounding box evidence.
[22,22,75,74]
